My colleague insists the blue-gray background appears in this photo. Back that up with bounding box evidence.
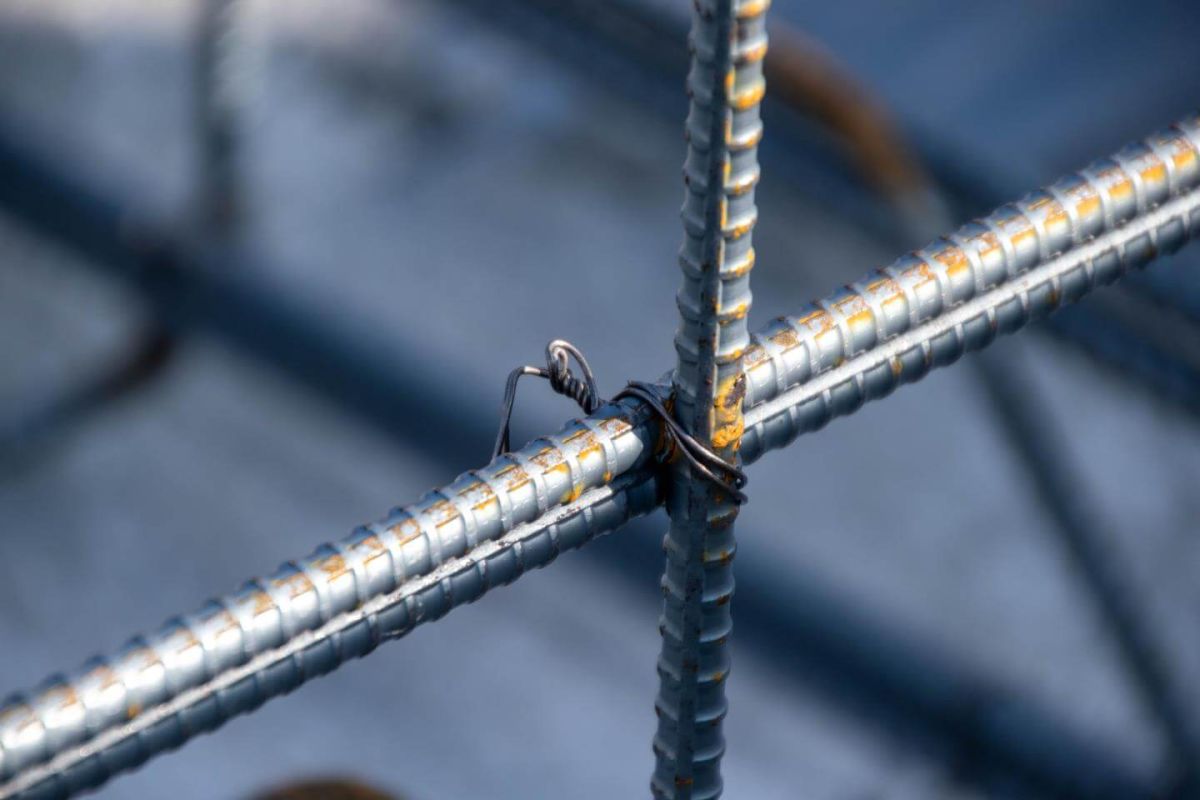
[1,1,1199,797]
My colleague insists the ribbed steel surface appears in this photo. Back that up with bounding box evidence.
[1,115,1199,799]
[651,0,766,797]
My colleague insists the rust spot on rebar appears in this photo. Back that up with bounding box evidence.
[970,230,1002,259]
[769,326,800,350]
[167,626,202,656]
[835,293,873,329]
[90,664,121,693]
[726,248,756,278]
[1025,195,1054,213]
[721,301,750,320]
[933,245,970,277]
[798,308,835,334]
[731,80,767,111]
[561,429,591,445]
[561,484,584,504]
[252,590,276,618]
[997,212,1035,248]
[599,414,634,438]
[457,480,498,514]
[44,685,81,713]
[1099,166,1134,200]
[1170,139,1197,170]
[578,441,604,464]
[274,571,316,600]
[315,554,350,583]
[351,534,391,570]
[711,372,746,451]
[890,357,903,379]
[544,461,571,480]
[739,40,769,65]
[1044,201,1070,231]
[901,260,937,292]
[724,214,756,240]
[388,517,423,547]
[427,499,461,529]
[352,534,386,553]
[530,446,563,470]
[736,0,771,19]
[710,508,738,530]
[1139,159,1167,186]
[127,702,142,720]
[495,464,531,492]
[743,344,768,369]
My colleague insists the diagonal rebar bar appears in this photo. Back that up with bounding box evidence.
[1,115,1198,799]
[650,0,766,797]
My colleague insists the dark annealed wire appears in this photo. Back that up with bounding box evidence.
[492,339,603,458]
[493,341,747,503]
[612,380,748,505]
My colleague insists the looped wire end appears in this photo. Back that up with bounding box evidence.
[492,340,602,460]
[491,339,747,503]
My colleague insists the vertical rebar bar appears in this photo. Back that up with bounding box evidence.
[651,1,767,797]
[194,0,244,234]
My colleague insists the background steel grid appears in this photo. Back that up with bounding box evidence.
[2,113,1199,798]
[651,0,764,796]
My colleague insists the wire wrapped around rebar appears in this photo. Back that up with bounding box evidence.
[492,342,747,502]
[492,339,602,458]
[613,381,748,504]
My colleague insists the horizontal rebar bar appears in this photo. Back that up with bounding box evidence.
[2,117,1199,799]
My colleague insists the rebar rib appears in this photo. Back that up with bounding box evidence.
[1,116,1199,799]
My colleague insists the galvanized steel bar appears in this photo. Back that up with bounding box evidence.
[739,116,1200,459]
[0,473,661,799]
[193,0,245,233]
[651,0,765,796]
[2,118,1199,799]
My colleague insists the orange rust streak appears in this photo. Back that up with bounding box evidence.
[1140,162,1167,185]
[252,590,276,617]
[578,442,604,463]
[274,572,316,599]
[352,534,386,553]
[736,0,771,19]
[544,461,571,479]
[846,309,874,328]
[315,554,350,582]
[1075,195,1101,218]
[971,231,1002,258]
[1172,146,1197,170]
[770,327,800,349]
[731,81,767,111]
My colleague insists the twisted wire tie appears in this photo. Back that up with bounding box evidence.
[493,340,748,504]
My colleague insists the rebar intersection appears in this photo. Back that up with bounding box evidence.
[2,15,1200,800]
